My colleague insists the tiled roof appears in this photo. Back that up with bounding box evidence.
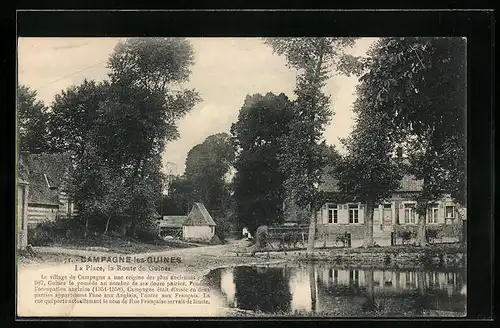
[159,216,187,228]
[398,174,423,192]
[28,174,60,205]
[26,153,72,188]
[318,172,423,193]
[23,152,72,205]
[318,176,341,192]
[183,203,216,226]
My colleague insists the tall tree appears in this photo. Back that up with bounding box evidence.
[230,93,292,234]
[107,37,201,185]
[67,143,130,237]
[265,37,356,253]
[347,37,466,246]
[17,85,50,153]
[335,107,403,247]
[48,79,109,157]
[162,175,195,215]
[184,133,235,218]
[50,37,200,237]
[108,37,196,95]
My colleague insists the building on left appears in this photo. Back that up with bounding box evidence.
[17,151,76,249]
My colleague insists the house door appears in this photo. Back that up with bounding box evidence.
[382,204,393,231]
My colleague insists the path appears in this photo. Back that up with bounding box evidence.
[24,239,274,277]
[33,238,249,258]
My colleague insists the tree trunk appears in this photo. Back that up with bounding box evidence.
[395,200,400,225]
[364,269,376,311]
[414,210,427,246]
[103,216,112,235]
[84,217,89,238]
[362,198,375,247]
[307,206,317,254]
[304,40,325,255]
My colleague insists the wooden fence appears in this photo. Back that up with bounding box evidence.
[265,226,352,250]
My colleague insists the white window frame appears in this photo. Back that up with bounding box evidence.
[445,205,455,219]
[348,204,359,224]
[403,202,417,225]
[427,205,439,224]
[327,204,338,224]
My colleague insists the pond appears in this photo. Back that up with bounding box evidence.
[203,264,466,317]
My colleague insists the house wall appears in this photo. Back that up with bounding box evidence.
[183,225,215,241]
[317,202,365,239]
[57,190,78,219]
[394,194,460,227]
[317,224,365,239]
[319,195,462,229]
[17,183,29,249]
[27,204,59,227]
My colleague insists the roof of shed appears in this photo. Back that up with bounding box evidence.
[159,216,188,228]
[183,203,216,226]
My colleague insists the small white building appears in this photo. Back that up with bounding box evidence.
[182,203,216,242]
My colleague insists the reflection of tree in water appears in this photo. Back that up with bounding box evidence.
[309,264,317,313]
[233,266,292,313]
[203,268,222,290]
[413,271,429,315]
[361,269,377,313]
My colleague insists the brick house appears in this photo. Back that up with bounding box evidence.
[316,172,464,243]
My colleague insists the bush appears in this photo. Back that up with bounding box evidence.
[28,222,54,246]
[213,216,233,242]
[397,230,413,244]
[132,217,159,243]
[28,216,83,246]
[255,225,269,250]
[440,223,462,238]
[208,234,222,245]
[425,228,439,243]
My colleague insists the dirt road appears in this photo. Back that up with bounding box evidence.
[22,239,280,276]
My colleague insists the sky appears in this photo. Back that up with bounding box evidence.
[17,37,376,175]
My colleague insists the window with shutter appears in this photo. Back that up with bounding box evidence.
[348,204,359,224]
[427,204,439,224]
[445,206,455,219]
[328,204,338,224]
[403,203,416,224]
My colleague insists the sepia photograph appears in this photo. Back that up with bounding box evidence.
[16,36,467,318]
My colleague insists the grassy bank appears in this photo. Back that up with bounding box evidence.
[248,243,466,270]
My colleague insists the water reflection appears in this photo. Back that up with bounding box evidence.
[205,264,466,316]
